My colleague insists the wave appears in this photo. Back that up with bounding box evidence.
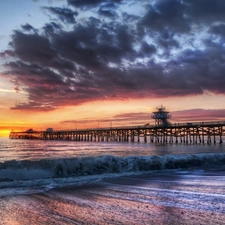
[1,153,225,181]
[0,153,225,195]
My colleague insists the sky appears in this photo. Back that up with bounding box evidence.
[1,0,225,136]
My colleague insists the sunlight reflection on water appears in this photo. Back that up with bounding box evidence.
[0,137,224,162]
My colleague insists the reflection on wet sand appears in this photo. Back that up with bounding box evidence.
[1,171,225,225]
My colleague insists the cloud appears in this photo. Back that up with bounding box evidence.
[11,101,57,111]
[61,112,153,126]
[140,0,225,34]
[0,50,15,58]
[42,22,62,35]
[67,0,122,9]
[13,86,21,93]
[98,8,117,18]
[172,109,225,122]
[1,0,225,111]
[9,31,56,64]
[21,23,36,32]
[60,108,225,126]
[140,1,190,34]
[209,23,225,37]
[185,0,225,23]
[43,6,78,24]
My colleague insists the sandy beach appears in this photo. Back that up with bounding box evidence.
[1,171,225,225]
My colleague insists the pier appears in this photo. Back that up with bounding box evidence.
[9,106,225,144]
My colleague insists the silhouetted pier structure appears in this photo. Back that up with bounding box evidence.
[9,121,225,144]
[9,106,225,144]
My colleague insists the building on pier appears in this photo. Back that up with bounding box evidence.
[151,105,171,127]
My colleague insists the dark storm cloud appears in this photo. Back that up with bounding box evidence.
[140,42,156,55]
[51,26,104,70]
[173,46,225,95]
[68,0,104,7]
[10,31,56,64]
[50,19,137,69]
[185,0,225,23]
[43,7,78,24]
[67,0,122,8]
[156,30,180,50]
[209,24,225,37]
[43,22,62,35]
[140,0,190,33]
[2,0,225,111]
[140,0,225,34]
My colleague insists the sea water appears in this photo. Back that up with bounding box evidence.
[0,137,225,224]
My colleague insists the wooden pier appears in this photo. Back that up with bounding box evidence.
[9,107,225,144]
[9,121,225,144]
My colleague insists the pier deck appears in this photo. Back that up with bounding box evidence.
[9,121,225,144]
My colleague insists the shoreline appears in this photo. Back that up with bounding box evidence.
[1,170,225,224]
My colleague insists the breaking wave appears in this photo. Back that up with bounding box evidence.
[1,153,225,195]
[1,153,225,180]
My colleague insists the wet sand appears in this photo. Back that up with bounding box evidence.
[1,171,225,225]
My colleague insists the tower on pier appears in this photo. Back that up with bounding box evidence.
[152,105,171,127]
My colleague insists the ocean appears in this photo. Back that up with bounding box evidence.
[0,137,225,224]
